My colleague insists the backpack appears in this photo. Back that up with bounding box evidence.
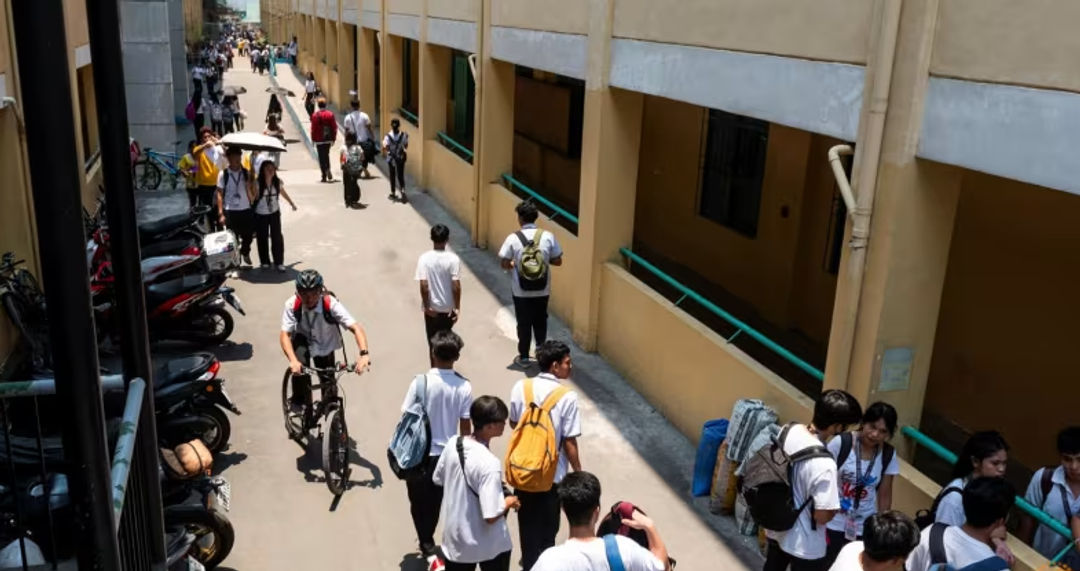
[737,423,833,532]
[343,145,365,178]
[504,379,570,492]
[835,432,895,501]
[515,230,549,291]
[211,103,223,122]
[927,523,1009,571]
[318,112,335,142]
[597,502,678,569]
[387,374,432,480]
[290,293,338,327]
[915,484,963,528]
[185,100,196,122]
[385,131,407,161]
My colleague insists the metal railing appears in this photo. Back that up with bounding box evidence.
[398,107,419,126]
[619,247,825,381]
[500,173,580,226]
[110,378,145,530]
[902,425,1075,563]
[436,131,474,163]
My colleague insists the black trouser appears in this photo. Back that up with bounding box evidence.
[343,174,360,205]
[289,339,336,409]
[445,552,511,571]
[224,208,255,258]
[255,210,284,266]
[304,99,315,118]
[193,113,205,139]
[512,295,549,359]
[234,114,244,131]
[193,78,202,92]
[211,120,224,134]
[405,456,443,557]
[387,158,406,192]
[516,485,560,570]
[424,312,454,350]
[822,529,852,570]
[763,539,826,571]
[221,120,234,134]
[195,185,219,231]
[316,143,332,180]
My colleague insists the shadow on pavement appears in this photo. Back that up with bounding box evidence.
[214,450,249,473]
[212,341,254,362]
[398,553,426,571]
[293,436,382,491]
[236,264,300,285]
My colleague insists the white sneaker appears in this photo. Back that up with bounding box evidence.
[274,265,286,272]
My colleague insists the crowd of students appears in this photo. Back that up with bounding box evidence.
[758,389,1080,571]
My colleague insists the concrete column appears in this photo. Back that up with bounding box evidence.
[319,18,330,91]
[168,0,189,122]
[823,0,963,445]
[358,28,377,117]
[569,0,643,350]
[474,0,514,248]
[121,0,177,151]
[339,24,356,105]
[381,35,403,134]
[419,43,450,187]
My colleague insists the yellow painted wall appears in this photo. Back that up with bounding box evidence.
[64,0,89,50]
[429,0,478,22]
[491,0,588,35]
[613,0,871,65]
[426,141,475,228]
[388,0,422,15]
[363,0,380,13]
[512,73,582,216]
[924,171,1080,470]
[932,0,1080,93]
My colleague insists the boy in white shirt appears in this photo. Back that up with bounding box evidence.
[415,224,462,361]
[532,471,669,571]
[828,511,919,571]
[905,477,1014,571]
[401,331,474,565]
[1018,426,1080,569]
[433,396,520,571]
[763,389,862,571]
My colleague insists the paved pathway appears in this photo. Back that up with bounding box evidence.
[157,59,760,570]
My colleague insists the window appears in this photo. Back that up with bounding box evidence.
[400,38,418,121]
[76,65,100,172]
[698,109,769,237]
[823,150,854,274]
[448,50,475,150]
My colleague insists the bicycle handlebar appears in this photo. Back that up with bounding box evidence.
[298,363,359,375]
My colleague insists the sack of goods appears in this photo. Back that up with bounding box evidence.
[161,438,214,478]
[203,230,240,272]
[726,399,778,463]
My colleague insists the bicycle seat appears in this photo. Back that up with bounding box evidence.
[153,353,215,388]
[145,274,213,305]
[139,212,196,238]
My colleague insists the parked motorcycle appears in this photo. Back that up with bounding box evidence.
[152,353,241,453]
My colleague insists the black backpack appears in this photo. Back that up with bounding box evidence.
[915,484,963,529]
[738,423,833,532]
[597,502,677,569]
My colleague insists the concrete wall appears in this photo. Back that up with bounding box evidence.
[428,0,478,22]
[388,0,422,16]
[121,1,177,151]
[169,0,190,122]
[425,141,475,227]
[490,0,588,35]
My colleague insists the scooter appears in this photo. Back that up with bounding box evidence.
[153,352,241,453]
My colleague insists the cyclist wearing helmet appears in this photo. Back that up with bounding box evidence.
[280,269,371,410]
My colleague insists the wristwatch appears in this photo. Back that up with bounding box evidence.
[359,350,369,356]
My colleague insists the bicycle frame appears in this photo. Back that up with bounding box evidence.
[145,150,183,177]
[302,364,356,417]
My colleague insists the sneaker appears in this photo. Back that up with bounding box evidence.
[260,263,271,269]
[274,264,286,272]
[426,556,444,571]
[242,254,252,266]
[399,190,408,203]
[388,192,396,200]
[513,355,531,368]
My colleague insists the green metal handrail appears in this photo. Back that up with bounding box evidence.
[398,107,419,125]
[500,174,580,226]
[901,425,1074,544]
[436,131,474,161]
[619,247,825,381]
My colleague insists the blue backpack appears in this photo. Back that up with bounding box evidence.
[387,374,432,480]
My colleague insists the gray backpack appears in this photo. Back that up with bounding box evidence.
[738,423,832,532]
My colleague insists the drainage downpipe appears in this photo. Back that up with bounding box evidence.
[825,0,903,390]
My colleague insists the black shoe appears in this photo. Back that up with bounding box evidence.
[400,190,408,203]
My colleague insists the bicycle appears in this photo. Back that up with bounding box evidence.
[133,140,187,191]
[281,362,359,496]
[0,253,50,374]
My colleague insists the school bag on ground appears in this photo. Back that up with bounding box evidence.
[343,146,365,178]
[738,423,832,532]
[726,399,778,463]
[597,502,678,569]
[927,523,1009,571]
[387,374,432,480]
[504,378,569,492]
[515,230,549,291]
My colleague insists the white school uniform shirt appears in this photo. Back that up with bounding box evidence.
[508,373,581,484]
[216,167,251,211]
[432,436,513,564]
[531,536,665,571]
[905,525,1006,571]
[400,369,472,456]
[765,424,841,560]
[279,296,357,357]
[497,224,563,298]
[1024,466,1080,567]
[934,478,968,527]
[415,249,461,313]
[828,541,865,571]
[305,79,316,94]
[254,178,281,216]
[343,110,373,142]
[825,433,901,535]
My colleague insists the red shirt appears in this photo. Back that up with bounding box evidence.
[310,109,337,143]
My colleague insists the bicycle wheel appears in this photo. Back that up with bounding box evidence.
[322,406,350,496]
[133,159,162,190]
[281,368,304,442]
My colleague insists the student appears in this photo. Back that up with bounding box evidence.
[382,118,410,201]
[531,471,669,571]
[311,97,337,183]
[508,340,582,570]
[1018,426,1080,569]
[215,146,256,268]
[497,202,564,368]
[415,224,462,357]
[177,140,199,206]
[303,72,317,117]
[339,132,365,208]
[252,158,295,271]
[343,98,375,178]
[824,402,902,567]
[828,511,919,571]
[763,389,862,571]
[905,478,1014,571]
[192,128,223,231]
[401,331,474,566]
[433,396,519,571]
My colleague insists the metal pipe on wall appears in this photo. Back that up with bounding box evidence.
[9,0,122,567]
[84,0,169,565]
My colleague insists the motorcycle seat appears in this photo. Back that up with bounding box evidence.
[145,274,214,306]
[142,238,199,259]
[139,213,195,239]
[154,353,215,388]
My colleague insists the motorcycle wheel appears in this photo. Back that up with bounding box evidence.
[179,306,233,345]
[194,406,232,453]
[322,406,350,496]
[133,159,162,191]
[281,368,304,442]
[164,505,234,569]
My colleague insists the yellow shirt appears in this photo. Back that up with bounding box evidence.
[195,145,221,187]
[178,154,198,189]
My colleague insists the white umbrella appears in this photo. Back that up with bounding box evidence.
[220,132,287,153]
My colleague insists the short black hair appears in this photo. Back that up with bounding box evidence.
[536,340,570,373]
[862,511,920,563]
[515,201,539,224]
[187,140,197,152]
[962,476,1015,528]
[470,396,509,432]
[391,118,401,129]
[951,430,1009,480]
[350,99,360,110]
[1058,427,1080,455]
[431,331,464,362]
[811,390,862,431]
[225,146,242,157]
[345,131,357,145]
[431,224,450,244]
[862,401,898,436]
[557,471,602,527]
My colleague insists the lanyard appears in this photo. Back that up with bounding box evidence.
[1060,485,1075,521]
[853,439,878,510]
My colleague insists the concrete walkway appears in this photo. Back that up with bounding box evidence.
[160,60,761,570]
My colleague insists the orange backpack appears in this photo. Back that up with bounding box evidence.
[504,379,570,493]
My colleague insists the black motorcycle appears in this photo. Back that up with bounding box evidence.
[153,352,241,453]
